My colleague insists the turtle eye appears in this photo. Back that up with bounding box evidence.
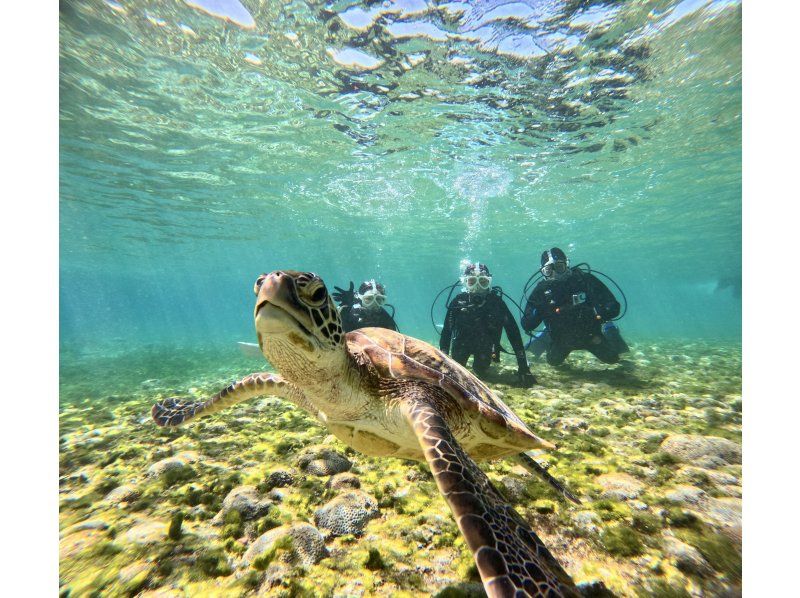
[254,273,268,295]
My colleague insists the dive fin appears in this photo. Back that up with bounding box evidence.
[237,341,262,359]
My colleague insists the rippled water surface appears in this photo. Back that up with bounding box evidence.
[61,0,741,355]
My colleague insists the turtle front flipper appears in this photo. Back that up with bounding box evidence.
[152,372,312,427]
[401,391,580,598]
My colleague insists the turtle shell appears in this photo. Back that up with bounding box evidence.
[346,327,553,449]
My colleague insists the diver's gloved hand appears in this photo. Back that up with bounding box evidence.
[516,369,537,388]
[332,281,356,307]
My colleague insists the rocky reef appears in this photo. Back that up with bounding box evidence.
[59,340,741,597]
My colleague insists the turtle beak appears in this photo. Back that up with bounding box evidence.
[255,271,288,318]
[254,271,315,339]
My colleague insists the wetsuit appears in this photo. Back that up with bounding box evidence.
[522,268,624,366]
[440,289,533,381]
[339,304,398,333]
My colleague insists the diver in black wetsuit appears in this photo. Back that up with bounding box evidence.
[440,263,536,387]
[333,279,398,333]
[522,247,629,366]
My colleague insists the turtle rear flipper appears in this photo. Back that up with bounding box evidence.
[151,372,313,427]
[514,452,581,505]
[402,389,580,598]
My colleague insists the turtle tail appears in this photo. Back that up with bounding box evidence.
[152,372,283,427]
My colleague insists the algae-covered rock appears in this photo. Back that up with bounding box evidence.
[118,561,153,593]
[327,472,361,491]
[211,485,272,523]
[660,434,741,466]
[242,523,327,567]
[264,468,296,490]
[499,475,528,503]
[596,472,644,501]
[707,469,739,486]
[314,490,379,537]
[663,535,712,575]
[551,417,589,432]
[572,511,601,535]
[61,519,109,536]
[104,484,139,504]
[59,529,105,560]
[257,561,292,593]
[296,447,352,476]
[146,456,190,479]
[124,520,165,545]
[703,496,742,529]
[664,485,708,506]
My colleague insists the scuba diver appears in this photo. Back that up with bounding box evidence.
[522,247,629,366]
[439,263,536,387]
[332,279,398,333]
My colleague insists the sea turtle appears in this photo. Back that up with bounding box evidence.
[152,270,581,597]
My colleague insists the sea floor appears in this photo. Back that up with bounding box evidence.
[59,339,742,597]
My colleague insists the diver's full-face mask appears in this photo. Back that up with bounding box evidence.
[357,280,386,311]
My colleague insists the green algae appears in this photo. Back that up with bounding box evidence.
[677,530,742,582]
[664,507,700,528]
[252,535,295,570]
[433,583,487,598]
[86,540,123,558]
[168,510,184,540]
[631,512,662,535]
[221,509,243,539]
[592,499,632,522]
[599,525,645,557]
[195,547,233,577]
[533,499,557,514]
[635,580,692,598]
[254,506,286,535]
[364,547,387,570]
[59,341,742,597]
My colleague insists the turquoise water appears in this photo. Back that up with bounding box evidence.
[60,0,741,364]
[59,3,742,595]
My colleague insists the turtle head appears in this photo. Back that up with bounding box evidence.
[254,271,344,357]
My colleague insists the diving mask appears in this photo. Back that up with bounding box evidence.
[541,260,569,279]
[359,290,386,308]
[463,274,492,293]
